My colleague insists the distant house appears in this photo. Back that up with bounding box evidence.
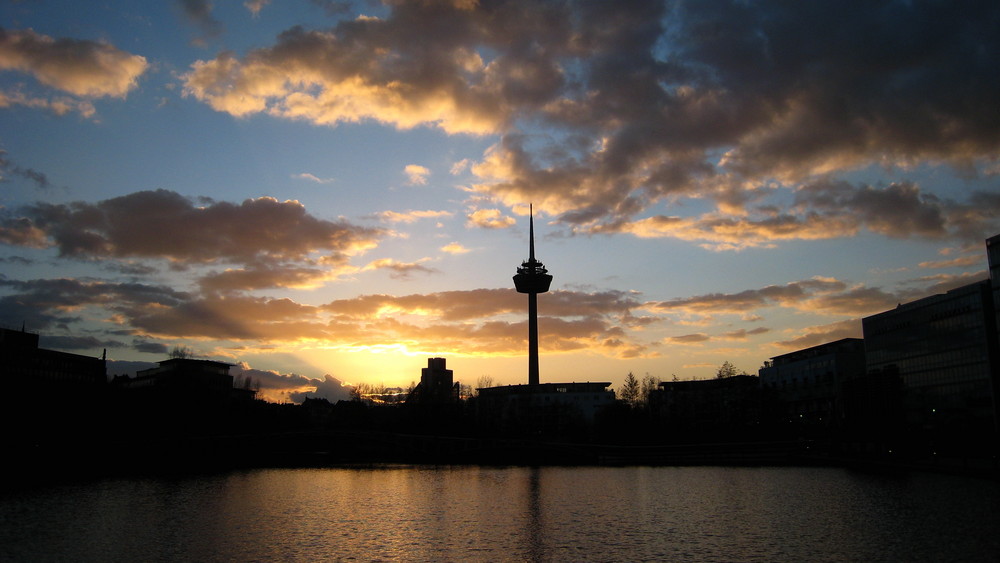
[758,338,867,430]
[651,375,762,435]
[112,357,249,409]
[1,327,108,439]
[476,382,615,435]
[1,327,107,392]
[406,357,460,405]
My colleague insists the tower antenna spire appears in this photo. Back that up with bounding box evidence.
[529,204,535,262]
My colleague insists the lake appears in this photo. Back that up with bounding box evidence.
[1,465,998,561]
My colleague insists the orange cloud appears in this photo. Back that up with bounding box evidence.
[0,28,147,98]
[440,242,470,254]
[467,208,515,229]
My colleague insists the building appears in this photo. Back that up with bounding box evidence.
[1,327,108,441]
[652,375,762,436]
[406,357,460,405]
[477,382,615,434]
[758,338,866,429]
[861,278,999,446]
[1,327,107,392]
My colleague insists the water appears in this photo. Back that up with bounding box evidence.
[1,466,998,562]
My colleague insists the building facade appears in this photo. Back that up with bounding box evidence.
[758,338,867,429]
[407,357,459,405]
[476,382,615,434]
[652,375,763,435]
[862,279,999,446]
[1,327,106,391]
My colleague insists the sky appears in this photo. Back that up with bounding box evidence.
[1,0,998,404]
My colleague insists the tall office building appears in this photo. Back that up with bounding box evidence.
[862,275,999,442]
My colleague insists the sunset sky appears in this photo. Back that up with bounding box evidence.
[2,0,998,403]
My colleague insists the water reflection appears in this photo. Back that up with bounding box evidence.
[1,466,998,561]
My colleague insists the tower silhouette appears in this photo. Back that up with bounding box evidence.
[513,205,552,386]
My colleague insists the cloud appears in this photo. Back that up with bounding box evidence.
[0,273,647,359]
[0,28,148,98]
[198,264,337,292]
[721,327,771,341]
[231,363,353,404]
[404,164,431,185]
[177,0,223,45]
[182,22,504,134]
[0,189,383,267]
[918,255,983,269]
[0,150,54,189]
[40,334,124,352]
[668,333,710,345]
[131,338,169,355]
[178,1,1000,245]
[0,89,96,117]
[309,0,352,18]
[904,272,989,298]
[244,0,270,16]
[650,276,906,320]
[362,258,439,280]
[376,209,452,223]
[440,241,469,254]
[288,373,354,404]
[774,319,863,351]
[651,277,847,315]
[467,208,515,229]
[293,172,335,184]
[0,277,190,333]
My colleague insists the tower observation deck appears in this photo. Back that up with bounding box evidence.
[513,205,552,386]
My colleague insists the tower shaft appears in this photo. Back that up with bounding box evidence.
[528,291,540,386]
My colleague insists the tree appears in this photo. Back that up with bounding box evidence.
[474,375,494,397]
[169,345,194,359]
[716,361,738,379]
[619,372,640,408]
[640,373,660,407]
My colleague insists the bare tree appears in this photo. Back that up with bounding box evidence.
[169,345,194,359]
[640,373,660,407]
[474,375,494,396]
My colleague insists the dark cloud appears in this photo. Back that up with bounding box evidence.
[132,338,169,355]
[288,374,354,403]
[232,365,353,404]
[177,0,223,45]
[309,1,352,17]
[795,181,946,238]
[1,189,384,267]
[39,334,124,352]
[0,151,54,189]
[181,0,1000,244]
[0,277,189,332]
